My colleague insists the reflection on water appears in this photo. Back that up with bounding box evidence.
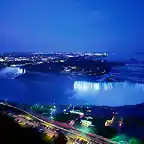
[73,81,144,106]
[0,69,144,106]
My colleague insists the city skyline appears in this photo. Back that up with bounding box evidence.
[0,0,144,52]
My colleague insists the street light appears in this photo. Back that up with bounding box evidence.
[50,116,54,120]
[63,109,66,112]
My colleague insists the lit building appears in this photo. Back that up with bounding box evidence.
[81,120,92,127]
[69,110,84,117]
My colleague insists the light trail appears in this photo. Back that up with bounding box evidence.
[0,102,118,144]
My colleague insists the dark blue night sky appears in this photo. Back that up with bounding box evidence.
[0,0,144,52]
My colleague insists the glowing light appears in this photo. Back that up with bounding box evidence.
[104,83,113,91]
[74,81,100,92]
[74,81,144,93]
[93,83,100,91]
[60,60,64,62]
[81,120,92,127]
[23,69,26,74]
[87,110,91,112]
[119,119,123,127]
[71,66,76,69]
[70,110,84,115]
[25,116,32,120]
[17,68,23,74]
[105,115,115,126]
[69,120,75,126]
[51,108,56,112]
[78,126,91,134]
[11,64,16,67]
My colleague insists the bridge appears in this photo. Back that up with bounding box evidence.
[0,102,118,144]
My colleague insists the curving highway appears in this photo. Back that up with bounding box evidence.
[0,102,118,144]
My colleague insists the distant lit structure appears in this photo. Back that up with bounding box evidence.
[60,60,64,62]
[104,112,123,128]
[81,120,92,127]
[119,118,123,128]
[105,112,115,127]
[0,57,4,62]
[70,110,84,116]
[69,120,75,126]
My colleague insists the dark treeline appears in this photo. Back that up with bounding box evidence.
[23,59,124,75]
[0,112,67,144]
[0,113,48,144]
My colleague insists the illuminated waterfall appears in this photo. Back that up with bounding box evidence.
[74,81,144,93]
[74,81,100,92]
[74,81,115,92]
[0,67,26,79]
[73,81,144,106]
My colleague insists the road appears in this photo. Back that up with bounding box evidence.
[0,102,118,144]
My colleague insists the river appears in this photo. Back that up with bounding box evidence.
[0,68,144,106]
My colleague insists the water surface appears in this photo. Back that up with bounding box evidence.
[0,71,144,106]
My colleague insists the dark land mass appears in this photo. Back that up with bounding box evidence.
[53,102,144,141]
[0,108,67,144]
[23,59,124,74]
[1,101,144,143]
[0,112,50,144]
